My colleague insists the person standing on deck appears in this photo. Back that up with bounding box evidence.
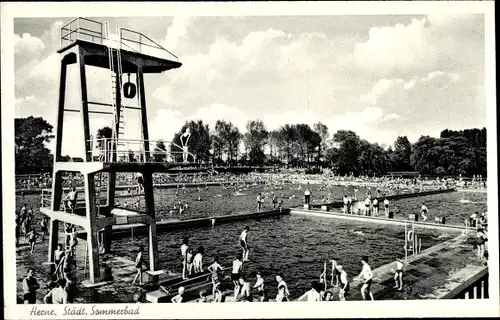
[372,198,379,217]
[193,246,205,273]
[304,185,311,205]
[27,228,38,255]
[40,217,48,241]
[208,256,224,296]
[393,256,404,291]
[420,203,428,222]
[343,194,348,214]
[43,278,68,304]
[357,256,374,300]
[330,259,340,287]
[240,226,250,262]
[383,198,390,217]
[272,192,277,210]
[231,255,244,300]
[256,193,263,212]
[22,268,39,304]
[132,245,144,285]
[338,265,349,301]
[347,195,353,214]
[180,128,191,163]
[181,238,189,280]
[364,197,371,216]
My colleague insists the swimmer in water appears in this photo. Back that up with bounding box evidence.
[240,226,250,262]
[254,271,266,302]
[393,256,404,291]
[231,255,243,299]
[357,256,374,300]
[420,203,428,221]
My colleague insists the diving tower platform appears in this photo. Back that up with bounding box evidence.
[41,17,191,285]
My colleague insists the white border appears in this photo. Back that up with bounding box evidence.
[2,1,498,319]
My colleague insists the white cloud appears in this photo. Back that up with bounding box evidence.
[163,16,192,51]
[14,33,45,56]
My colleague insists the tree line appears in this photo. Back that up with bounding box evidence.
[14,116,487,177]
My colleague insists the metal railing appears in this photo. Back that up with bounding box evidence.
[59,17,179,62]
[60,17,104,48]
[88,138,196,163]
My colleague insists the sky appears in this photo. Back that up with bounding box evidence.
[14,14,485,158]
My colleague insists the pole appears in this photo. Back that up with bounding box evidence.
[404,221,408,262]
[84,241,88,277]
[419,237,422,254]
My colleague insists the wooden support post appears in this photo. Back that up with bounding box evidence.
[143,171,158,274]
[77,48,91,162]
[483,274,489,298]
[84,173,100,283]
[137,69,151,162]
[55,59,68,162]
[104,171,116,253]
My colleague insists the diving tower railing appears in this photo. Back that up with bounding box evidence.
[60,17,178,61]
[88,138,197,163]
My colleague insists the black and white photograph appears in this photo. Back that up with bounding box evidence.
[2,1,498,319]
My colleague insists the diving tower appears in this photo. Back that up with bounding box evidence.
[40,17,193,285]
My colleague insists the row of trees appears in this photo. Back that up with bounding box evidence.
[14,116,487,177]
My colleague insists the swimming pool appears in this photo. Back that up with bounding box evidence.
[112,214,457,300]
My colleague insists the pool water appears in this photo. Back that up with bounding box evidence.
[112,214,456,300]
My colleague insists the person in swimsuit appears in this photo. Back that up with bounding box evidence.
[347,196,352,214]
[69,227,78,257]
[393,257,404,291]
[372,198,379,217]
[338,265,349,301]
[304,187,311,205]
[298,281,321,301]
[253,271,266,302]
[420,203,428,221]
[22,268,39,304]
[43,278,68,304]
[364,197,371,216]
[132,246,144,285]
[27,229,38,255]
[180,128,191,163]
[213,281,223,303]
[193,246,204,273]
[357,256,374,300]
[330,259,340,287]
[384,198,390,217]
[40,217,48,241]
[64,224,73,248]
[137,173,144,194]
[256,193,262,212]
[275,273,290,302]
[238,276,253,302]
[272,192,277,209]
[198,290,208,303]
[171,287,185,303]
[181,238,189,279]
[208,256,224,295]
[64,187,78,213]
[240,227,250,262]
[186,248,194,276]
[231,255,243,299]
[343,195,348,214]
[476,228,487,263]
